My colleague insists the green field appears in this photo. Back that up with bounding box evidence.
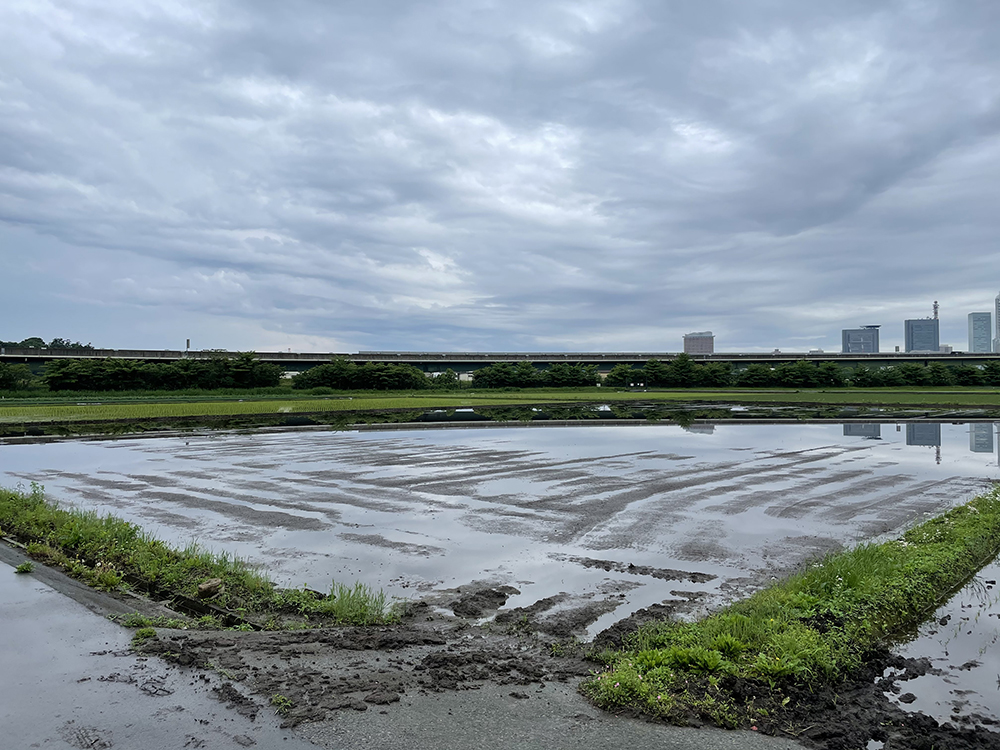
[2,386,1000,425]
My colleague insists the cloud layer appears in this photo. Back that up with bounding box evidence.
[3,0,1000,352]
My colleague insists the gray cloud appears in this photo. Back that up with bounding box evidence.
[2,0,1000,352]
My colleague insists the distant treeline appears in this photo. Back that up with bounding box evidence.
[1,337,93,350]
[43,353,282,391]
[603,355,1000,388]
[470,362,600,388]
[5,352,1000,394]
[291,359,456,391]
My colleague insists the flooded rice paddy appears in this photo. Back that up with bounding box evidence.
[5,419,1000,731]
[2,421,999,637]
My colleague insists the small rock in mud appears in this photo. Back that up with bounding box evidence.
[364,689,400,705]
[898,693,918,704]
[211,682,258,721]
[197,578,224,598]
[451,586,520,617]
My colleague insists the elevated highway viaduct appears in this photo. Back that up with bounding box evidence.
[2,347,999,376]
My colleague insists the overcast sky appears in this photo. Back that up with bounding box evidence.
[3,0,1000,353]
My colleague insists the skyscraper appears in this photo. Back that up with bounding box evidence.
[842,326,880,353]
[995,292,1000,353]
[969,312,992,353]
[683,331,714,354]
[904,318,939,352]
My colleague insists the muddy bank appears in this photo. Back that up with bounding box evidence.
[134,586,1000,750]
[138,598,598,728]
[755,649,1000,749]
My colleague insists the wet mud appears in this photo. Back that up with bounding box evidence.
[137,595,599,728]
[129,580,1000,750]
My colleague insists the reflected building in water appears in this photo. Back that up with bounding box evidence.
[843,424,881,439]
[682,424,715,435]
[969,423,994,453]
[906,423,942,447]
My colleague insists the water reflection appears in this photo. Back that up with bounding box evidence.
[905,423,942,447]
[839,422,1000,467]
[889,558,1000,729]
[843,424,881,439]
[969,423,994,454]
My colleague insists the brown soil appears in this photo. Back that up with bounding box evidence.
[135,584,1000,749]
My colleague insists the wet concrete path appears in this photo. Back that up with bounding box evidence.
[0,546,315,750]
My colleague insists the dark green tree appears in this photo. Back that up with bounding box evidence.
[699,362,732,387]
[924,362,954,386]
[815,362,847,387]
[668,353,699,387]
[950,365,984,386]
[642,359,669,387]
[0,363,32,390]
[604,364,639,388]
[733,364,774,387]
[849,364,876,387]
[773,361,819,388]
[981,361,1000,386]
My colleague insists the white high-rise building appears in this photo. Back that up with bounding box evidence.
[969,312,992,353]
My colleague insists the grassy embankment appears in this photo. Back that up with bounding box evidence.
[0,484,393,629]
[4,386,1000,426]
[583,486,1000,731]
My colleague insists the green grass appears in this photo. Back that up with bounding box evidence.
[3,387,1000,426]
[583,487,1000,729]
[0,483,396,628]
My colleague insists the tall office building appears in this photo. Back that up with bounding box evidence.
[995,292,1000,353]
[683,331,714,354]
[841,326,880,353]
[969,312,992,353]
[904,318,939,352]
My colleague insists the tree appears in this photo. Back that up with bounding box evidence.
[848,364,876,387]
[815,362,846,387]
[431,368,460,389]
[950,365,983,386]
[981,361,1000,386]
[896,363,930,386]
[604,364,639,388]
[642,359,669,387]
[924,362,954,387]
[699,362,732,387]
[0,363,32,391]
[773,361,819,388]
[872,366,906,387]
[668,353,699,387]
[733,364,774,387]
[48,338,93,350]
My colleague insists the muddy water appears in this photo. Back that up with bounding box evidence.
[2,422,998,638]
[885,557,1000,729]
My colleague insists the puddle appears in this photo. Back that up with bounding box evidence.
[2,422,999,642]
[885,557,1000,729]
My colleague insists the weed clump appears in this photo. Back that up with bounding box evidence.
[583,487,1000,729]
[0,483,396,629]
